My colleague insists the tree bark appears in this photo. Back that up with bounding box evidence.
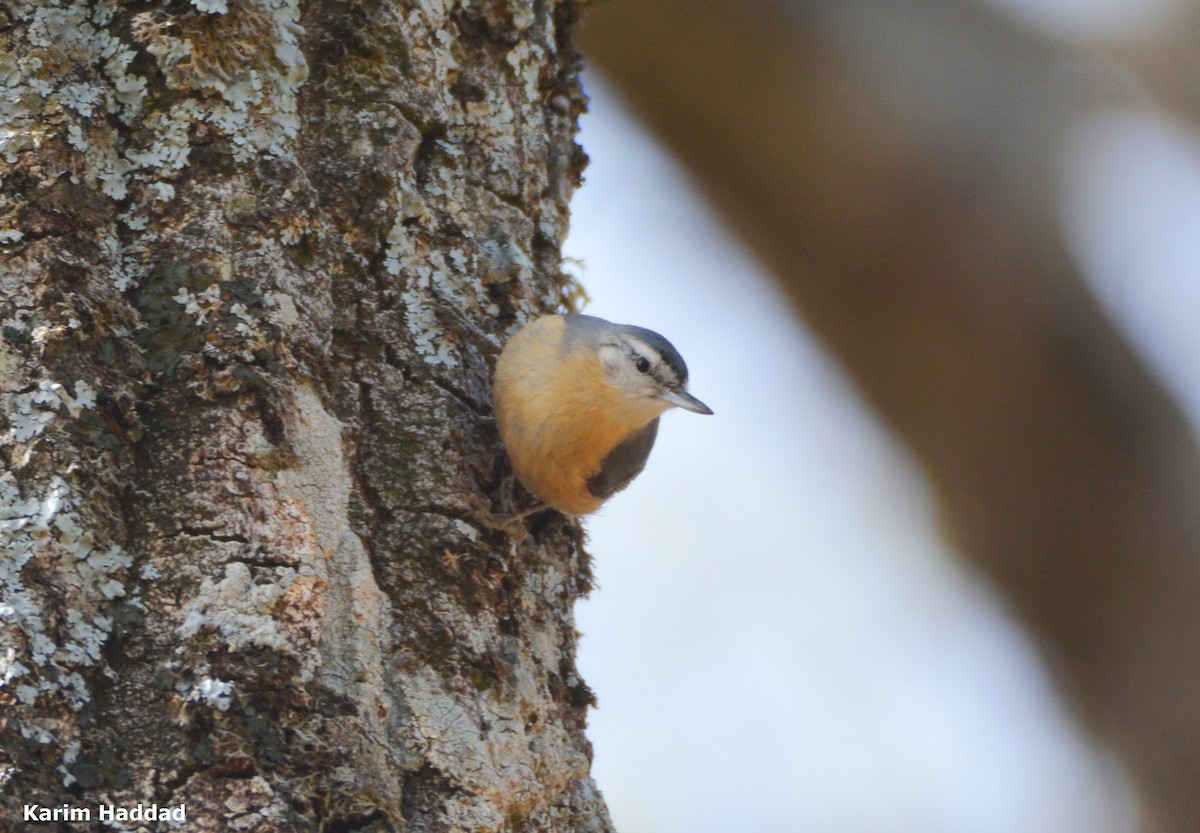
[1,1,610,831]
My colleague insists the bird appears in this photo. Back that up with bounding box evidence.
[493,313,712,516]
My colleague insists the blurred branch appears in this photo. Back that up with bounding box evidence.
[1111,3,1200,126]
[581,1,1200,831]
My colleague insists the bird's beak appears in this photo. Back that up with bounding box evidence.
[660,388,713,415]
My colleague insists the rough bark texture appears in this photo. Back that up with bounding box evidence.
[0,1,611,831]
[583,2,1200,832]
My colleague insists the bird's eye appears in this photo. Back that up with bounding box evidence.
[634,356,651,374]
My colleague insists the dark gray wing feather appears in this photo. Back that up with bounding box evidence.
[587,418,660,500]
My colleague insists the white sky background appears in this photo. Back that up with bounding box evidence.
[564,75,1146,833]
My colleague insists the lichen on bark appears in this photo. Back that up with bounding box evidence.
[1,0,607,830]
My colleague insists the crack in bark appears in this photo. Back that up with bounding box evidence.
[178,526,252,544]
[427,374,493,419]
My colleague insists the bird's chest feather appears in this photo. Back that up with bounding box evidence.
[531,357,647,474]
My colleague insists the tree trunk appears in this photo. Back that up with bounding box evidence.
[0,1,610,831]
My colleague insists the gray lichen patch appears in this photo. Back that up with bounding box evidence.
[0,468,136,809]
[130,0,308,161]
[0,336,135,725]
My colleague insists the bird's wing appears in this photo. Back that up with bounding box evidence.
[586,418,660,501]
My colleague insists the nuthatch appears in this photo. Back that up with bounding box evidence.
[493,314,712,516]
